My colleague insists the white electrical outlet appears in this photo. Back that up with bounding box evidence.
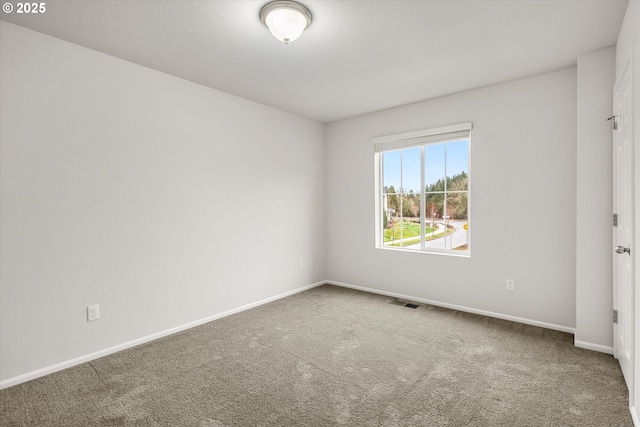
[299,260,304,269]
[87,304,100,322]
[506,279,515,291]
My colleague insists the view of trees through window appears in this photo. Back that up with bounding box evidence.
[381,139,469,253]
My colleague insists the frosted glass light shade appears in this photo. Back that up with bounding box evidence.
[260,1,311,44]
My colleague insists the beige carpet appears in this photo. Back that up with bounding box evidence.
[0,285,632,426]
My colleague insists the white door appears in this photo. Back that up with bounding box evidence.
[613,59,635,397]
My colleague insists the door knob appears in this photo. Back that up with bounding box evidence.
[615,245,631,255]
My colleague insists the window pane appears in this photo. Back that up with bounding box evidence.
[447,192,468,221]
[446,139,469,191]
[382,150,401,194]
[383,219,402,247]
[425,143,445,192]
[447,192,469,251]
[401,147,421,194]
[382,151,401,224]
[398,215,421,248]
[382,196,421,248]
[383,187,400,222]
[400,193,421,248]
[424,192,445,250]
[425,192,443,220]
[400,190,421,220]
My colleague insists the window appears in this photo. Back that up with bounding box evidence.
[374,123,471,255]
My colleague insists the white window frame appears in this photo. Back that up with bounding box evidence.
[373,122,472,256]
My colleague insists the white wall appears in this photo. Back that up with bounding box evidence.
[0,21,325,384]
[575,46,616,353]
[325,68,577,330]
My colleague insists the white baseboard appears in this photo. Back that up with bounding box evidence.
[0,281,325,390]
[631,406,639,426]
[326,280,576,334]
[574,340,614,355]
[1,280,609,390]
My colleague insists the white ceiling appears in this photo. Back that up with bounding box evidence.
[1,0,629,123]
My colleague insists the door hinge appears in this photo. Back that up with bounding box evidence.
[613,309,618,324]
[613,213,618,227]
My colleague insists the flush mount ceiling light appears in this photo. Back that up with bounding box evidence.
[260,1,312,44]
